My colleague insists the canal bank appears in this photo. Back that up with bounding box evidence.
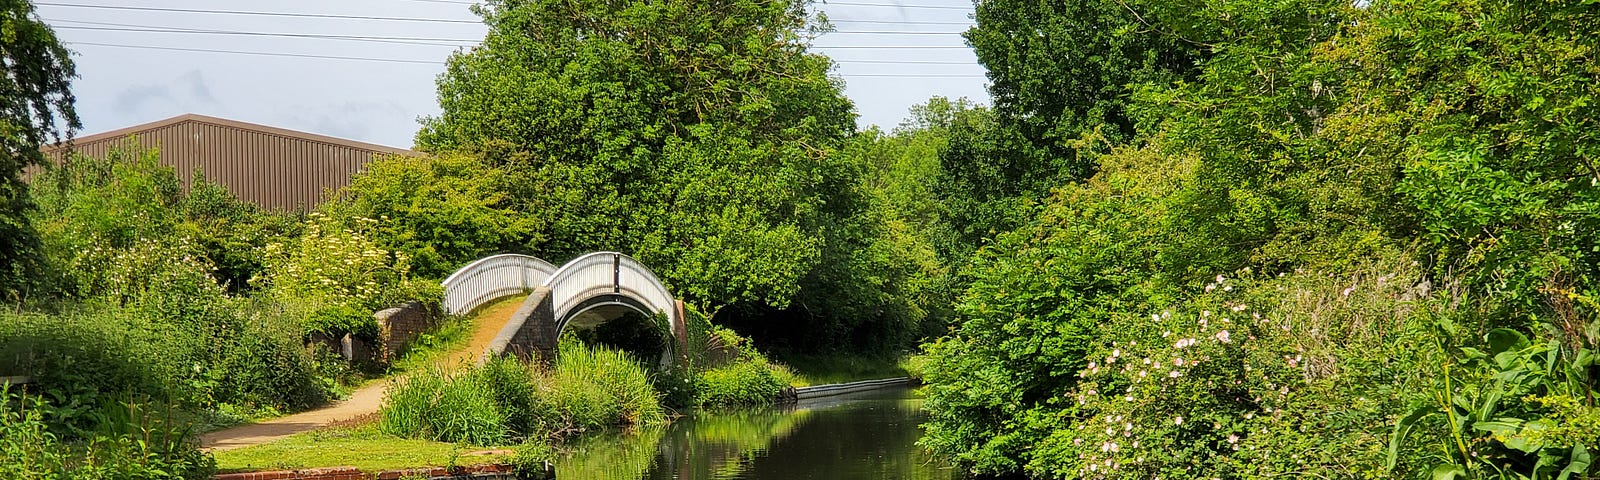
[212,382,946,480]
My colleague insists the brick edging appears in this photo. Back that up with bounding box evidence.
[214,463,518,480]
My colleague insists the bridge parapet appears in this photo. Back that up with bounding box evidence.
[440,254,558,316]
[545,252,676,328]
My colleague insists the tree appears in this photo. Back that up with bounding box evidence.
[418,0,910,346]
[0,0,77,303]
[937,0,1208,256]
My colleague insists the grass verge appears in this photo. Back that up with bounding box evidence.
[772,352,911,387]
[213,424,515,473]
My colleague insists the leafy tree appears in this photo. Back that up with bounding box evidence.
[936,0,1209,255]
[321,152,539,278]
[920,0,1600,478]
[0,0,77,302]
[418,0,919,347]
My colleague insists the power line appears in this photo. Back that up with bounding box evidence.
[66,41,445,65]
[812,45,969,49]
[51,23,477,47]
[834,59,973,65]
[827,30,963,35]
[36,3,483,24]
[827,19,973,26]
[844,73,984,77]
[820,1,974,10]
[69,40,981,78]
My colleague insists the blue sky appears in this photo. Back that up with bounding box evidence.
[37,0,989,149]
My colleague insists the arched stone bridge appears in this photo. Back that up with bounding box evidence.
[440,252,687,364]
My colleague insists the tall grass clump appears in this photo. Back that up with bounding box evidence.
[687,321,792,408]
[0,386,216,479]
[379,344,664,446]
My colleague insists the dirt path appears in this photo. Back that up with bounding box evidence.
[199,296,527,452]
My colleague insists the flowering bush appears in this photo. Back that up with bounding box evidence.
[1030,268,1427,479]
[257,213,439,337]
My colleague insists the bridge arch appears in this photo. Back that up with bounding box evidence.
[440,251,687,365]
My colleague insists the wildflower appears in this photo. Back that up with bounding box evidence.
[1215,330,1231,343]
[1228,434,1239,444]
[1174,416,1184,426]
[1169,370,1181,378]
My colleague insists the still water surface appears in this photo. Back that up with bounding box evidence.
[553,388,959,480]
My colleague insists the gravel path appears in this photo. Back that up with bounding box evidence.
[199,296,526,451]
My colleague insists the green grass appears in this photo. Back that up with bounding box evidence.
[386,308,487,375]
[772,353,911,387]
[213,425,515,473]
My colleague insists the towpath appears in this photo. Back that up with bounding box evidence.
[198,296,524,451]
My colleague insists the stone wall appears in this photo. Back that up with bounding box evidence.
[374,302,439,362]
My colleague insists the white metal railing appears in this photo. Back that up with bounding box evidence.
[440,254,558,315]
[542,252,675,322]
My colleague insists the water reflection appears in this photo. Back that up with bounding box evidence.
[553,388,959,480]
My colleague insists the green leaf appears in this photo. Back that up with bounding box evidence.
[1432,464,1468,480]
[1486,328,1529,355]
[1389,405,1436,470]
[1556,445,1591,480]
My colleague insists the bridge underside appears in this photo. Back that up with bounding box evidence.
[485,287,687,366]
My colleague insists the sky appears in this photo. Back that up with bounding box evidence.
[35,0,990,150]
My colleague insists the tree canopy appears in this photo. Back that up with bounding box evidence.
[413,0,928,348]
[0,0,77,302]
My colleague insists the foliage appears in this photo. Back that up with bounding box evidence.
[935,0,1209,255]
[322,152,539,278]
[0,386,215,479]
[30,145,300,298]
[256,212,440,337]
[695,356,787,408]
[1390,326,1598,479]
[380,344,664,446]
[411,0,932,350]
[0,300,333,425]
[0,0,78,303]
[919,0,1600,478]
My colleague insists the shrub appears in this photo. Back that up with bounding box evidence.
[695,357,786,408]
[0,386,216,479]
[379,344,664,446]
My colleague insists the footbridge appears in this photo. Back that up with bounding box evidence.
[440,252,687,364]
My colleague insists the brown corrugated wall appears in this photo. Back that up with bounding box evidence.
[39,117,408,211]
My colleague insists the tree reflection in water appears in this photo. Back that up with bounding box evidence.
[552,388,959,480]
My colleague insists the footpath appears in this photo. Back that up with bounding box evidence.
[198,297,525,451]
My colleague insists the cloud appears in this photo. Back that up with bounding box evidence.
[112,84,175,115]
[285,101,408,144]
[110,70,220,116]
[178,70,217,105]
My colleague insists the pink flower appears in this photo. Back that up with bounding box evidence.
[1215,330,1231,343]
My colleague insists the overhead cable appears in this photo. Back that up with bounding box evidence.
[37,3,482,24]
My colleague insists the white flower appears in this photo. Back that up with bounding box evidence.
[1215,330,1231,343]
[1174,416,1184,426]
[1228,434,1239,444]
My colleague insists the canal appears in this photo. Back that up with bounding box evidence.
[552,387,959,480]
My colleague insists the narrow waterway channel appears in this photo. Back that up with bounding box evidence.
[553,387,959,480]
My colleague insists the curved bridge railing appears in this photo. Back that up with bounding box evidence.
[440,254,558,316]
[544,251,676,326]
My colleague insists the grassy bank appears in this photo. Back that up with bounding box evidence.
[773,353,911,387]
[213,424,517,473]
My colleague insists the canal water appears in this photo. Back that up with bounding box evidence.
[552,387,960,480]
